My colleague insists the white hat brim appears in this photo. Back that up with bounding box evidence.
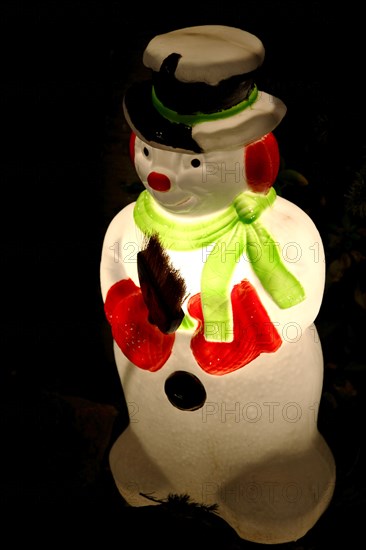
[192,92,287,152]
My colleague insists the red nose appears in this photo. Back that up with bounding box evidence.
[147,171,171,192]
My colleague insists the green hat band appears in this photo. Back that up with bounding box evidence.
[152,85,258,127]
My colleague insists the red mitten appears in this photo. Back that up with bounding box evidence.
[104,279,175,371]
[188,279,282,375]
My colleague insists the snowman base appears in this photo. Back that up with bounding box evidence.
[108,328,336,545]
[110,431,335,544]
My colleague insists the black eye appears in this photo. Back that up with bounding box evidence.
[143,147,150,157]
[191,158,201,168]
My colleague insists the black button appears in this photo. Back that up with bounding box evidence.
[164,371,207,411]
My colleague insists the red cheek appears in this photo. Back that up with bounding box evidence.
[147,172,171,192]
[129,132,136,163]
[245,132,280,194]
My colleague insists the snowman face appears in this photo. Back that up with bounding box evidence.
[132,135,248,216]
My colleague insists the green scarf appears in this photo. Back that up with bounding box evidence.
[134,189,305,342]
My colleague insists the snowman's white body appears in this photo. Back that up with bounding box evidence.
[100,138,336,544]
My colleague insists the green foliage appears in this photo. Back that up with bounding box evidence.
[275,159,309,196]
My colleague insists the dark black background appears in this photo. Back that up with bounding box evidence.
[4,1,366,546]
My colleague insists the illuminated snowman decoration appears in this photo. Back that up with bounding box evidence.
[100,26,336,544]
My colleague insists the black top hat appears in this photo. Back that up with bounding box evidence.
[123,25,286,153]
